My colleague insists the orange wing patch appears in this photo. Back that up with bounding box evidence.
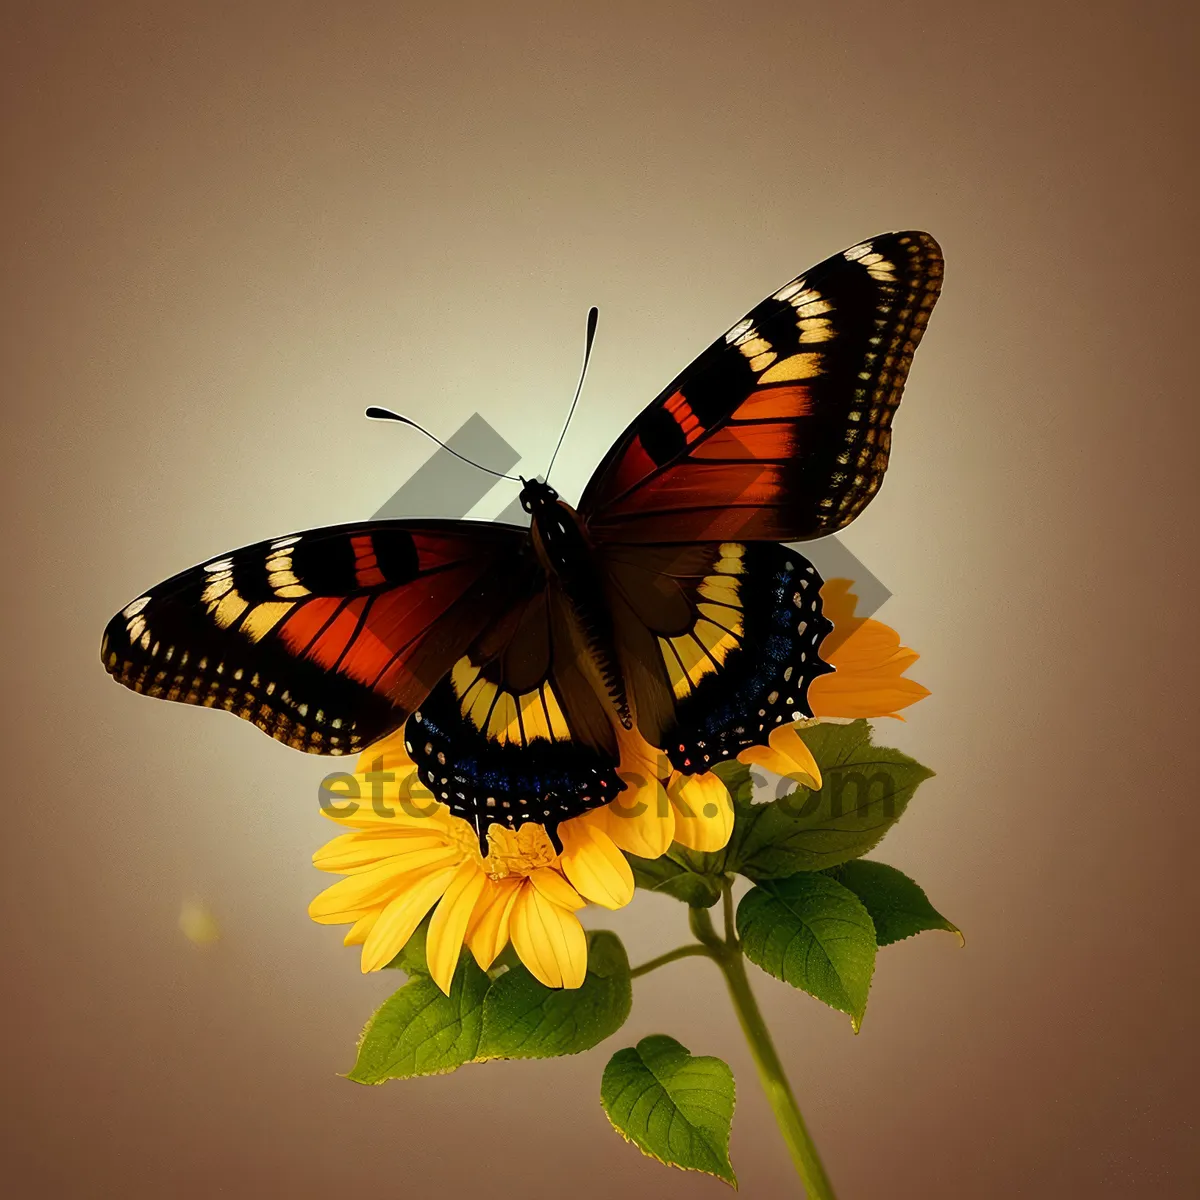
[663,390,705,446]
[351,535,387,588]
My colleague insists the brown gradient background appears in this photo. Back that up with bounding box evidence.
[3,2,1197,1196]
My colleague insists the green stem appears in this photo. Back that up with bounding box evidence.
[689,902,727,951]
[629,943,714,978]
[692,900,837,1199]
[719,948,837,1198]
[722,876,738,946]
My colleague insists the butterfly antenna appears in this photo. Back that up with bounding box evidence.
[545,305,599,484]
[365,407,521,482]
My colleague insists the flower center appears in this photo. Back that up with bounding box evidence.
[482,821,558,880]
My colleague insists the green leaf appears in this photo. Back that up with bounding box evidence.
[627,849,723,907]
[737,873,877,1030]
[478,931,632,1059]
[347,956,490,1083]
[711,758,755,805]
[731,721,934,878]
[601,1035,737,1186]
[831,860,962,947]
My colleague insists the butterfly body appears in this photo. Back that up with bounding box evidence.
[102,232,943,851]
[523,477,633,731]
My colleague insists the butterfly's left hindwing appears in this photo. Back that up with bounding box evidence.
[603,540,833,766]
[101,520,530,754]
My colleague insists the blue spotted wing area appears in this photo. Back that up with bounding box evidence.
[604,541,832,772]
[100,520,531,754]
[579,231,943,544]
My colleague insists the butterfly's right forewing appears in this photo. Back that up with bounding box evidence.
[101,519,532,754]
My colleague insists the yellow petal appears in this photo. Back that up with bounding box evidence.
[318,780,449,832]
[425,861,487,995]
[307,844,460,921]
[818,578,864,632]
[343,911,379,946]
[770,724,822,788]
[309,905,373,927]
[352,726,417,775]
[465,876,522,970]
[359,864,458,973]
[827,620,902,669]
[312,829,450,873]
[739,724,822,790]
[527,866,586,912]
[509,882,588,988]
[884,648,922,675]
[308,868,400,923]
[592,772,676,859]
[809,672,931,719]
[324,730,452,832]
[558,819,635,909]
[669,771,735,852]
[813,578,929,719]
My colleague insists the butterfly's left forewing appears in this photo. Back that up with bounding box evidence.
[101,520,532,754]
[580,231,942,544]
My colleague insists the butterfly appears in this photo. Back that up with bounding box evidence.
[102,231,942,852]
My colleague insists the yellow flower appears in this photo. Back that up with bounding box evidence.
[308,727,736,993]
[807,579,931,720]
[737,724,823,792]
[585,726,738,859]
[734,578,929,790]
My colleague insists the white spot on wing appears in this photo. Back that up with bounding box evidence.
[724,317,754,344]
[772,278,806,302]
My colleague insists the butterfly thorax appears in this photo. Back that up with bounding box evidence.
[520,479,632,728]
